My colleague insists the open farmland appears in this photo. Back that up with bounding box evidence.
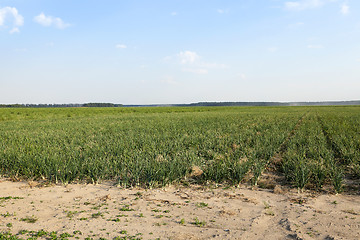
[1,106,360,239]
[1,106,359,192]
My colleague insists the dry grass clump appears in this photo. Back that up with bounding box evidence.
[155,154,166,163]
[189,166,203,178]
[231,143,241,151]
[239,157,248,165]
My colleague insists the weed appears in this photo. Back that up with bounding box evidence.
[119,205,135,211]
[263,201,271,209]
[1,212,14,217]
[265,210,275,216]
[20,216,38,223]
[196,202,208,208]
[109,218,121,222]
[192,217,206,227]
[0,196,23,200]
[91,212,103,218]
[65,210,78,219]
[342,209,358,215]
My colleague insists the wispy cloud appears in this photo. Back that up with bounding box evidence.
[171,12,177,16]
[284,0,327,10]
[9,27,20,34]
[217,9,229,14]
[340,2,350,15]
[178,51,200,64]
[0,6,24,33]
[115,44,127,49]
[34,13,70,29]
[175,50,228,74]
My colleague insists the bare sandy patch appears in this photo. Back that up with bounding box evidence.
[0,179,359,239]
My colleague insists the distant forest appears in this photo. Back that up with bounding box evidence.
[0,103,123,108]
[1,101,359,108]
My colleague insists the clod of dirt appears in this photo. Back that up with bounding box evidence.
[274,185,284,194]
[98,194,111,201]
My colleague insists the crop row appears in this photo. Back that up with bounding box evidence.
[281,114,343,192]
[316,107,360,178]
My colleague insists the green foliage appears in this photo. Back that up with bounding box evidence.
[196,202,208,208]
[20,216,38,223]
[192,217,206,227]
[0,106,358,191]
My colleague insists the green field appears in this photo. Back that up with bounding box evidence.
[0,106,359,192]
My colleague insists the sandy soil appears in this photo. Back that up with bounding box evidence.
[0,179,359,240]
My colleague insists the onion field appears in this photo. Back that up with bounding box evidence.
[0,106,359,192]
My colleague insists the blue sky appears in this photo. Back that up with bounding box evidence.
[1,0,359,104]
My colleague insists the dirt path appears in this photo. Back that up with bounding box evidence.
[0,179,359,239]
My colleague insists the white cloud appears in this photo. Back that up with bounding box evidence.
[34,13,70,29]
[285,0,328,10]
[178,51,200,64]
[171,50,228,74]
[116,44,127,49]
[340,2,349,15]
[307,44,324,48]
[217,9,230,14]
[9,27,20,34]
[0,7,24,33]
[171,12,177,16]
[285,2,301,9]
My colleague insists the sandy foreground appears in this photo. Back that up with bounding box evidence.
[0,179,359,240]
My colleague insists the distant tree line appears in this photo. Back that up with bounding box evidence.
[0,103,123,108]
[83,103,120,107]
[175,102,288,107]
[174,101,360,107]
[1,101,359,108]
